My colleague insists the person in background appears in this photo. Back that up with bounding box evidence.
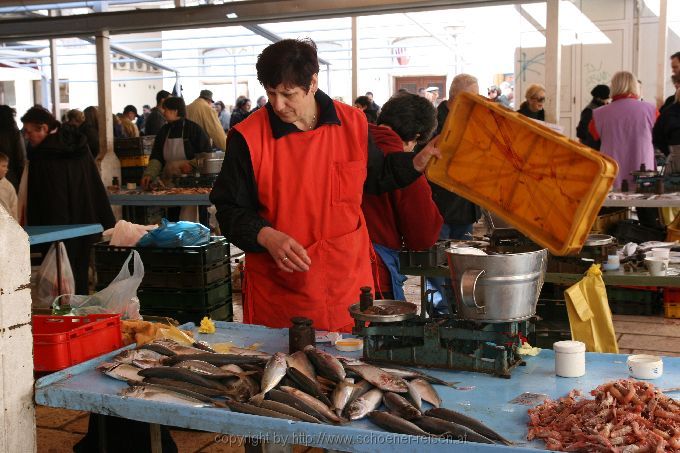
[21,106,115,293]
[213,101,230,132]
[252,96,267,112]
[229,97,251,128]
[121,105,140,138]
[653,87,680,157]
[417,87,428,98]
[137,104,150,133]
[576,84,610,150]
[660,52,680,114]
[112,114,124,138]
[425,86,440,106]
[82,106,100,158]
[186,89,226,151]
[0,105,25,190]
[210,38,440,332]
[0,152,18,220]
[518,83,546,121]
[424,73,482,313]
[362,93,442,300]
[144,90,171,136]
[353,95,377,124]
[67,109,100,158]
[366,91,381,113]
[590,71,658,227]
[487,85,510,107]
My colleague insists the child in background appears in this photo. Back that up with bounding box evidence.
[0,152,18,220]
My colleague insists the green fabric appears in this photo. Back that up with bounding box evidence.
[143,159,162,179]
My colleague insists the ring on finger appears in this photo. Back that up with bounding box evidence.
[281,256,290,262]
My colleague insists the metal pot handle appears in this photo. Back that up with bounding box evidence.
[460,269,485,311]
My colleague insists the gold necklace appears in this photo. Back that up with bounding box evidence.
[307,114,317,130]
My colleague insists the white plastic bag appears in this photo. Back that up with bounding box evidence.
[104,220,157,247]
[34,242,75,308]
[62,250,144,319]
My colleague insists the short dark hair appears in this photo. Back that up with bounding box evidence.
[0,105,18,132]
[236,97,251,109]
[156,90,171,105]
[671,52,680,62]
[0,152,8,163]
[377,93,436,144]
[21,106,60,130]
[256,39,319,92]
[366,91,374,96]
[162,96,186,117]
[354,96,370,108]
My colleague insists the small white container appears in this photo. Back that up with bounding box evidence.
[627,354,663,379]
[554,340,586,378]
[602,254,620,271]
[652,248,671,259]
[126,182,137,190]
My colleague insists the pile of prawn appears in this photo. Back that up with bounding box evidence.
[527,380,680,452]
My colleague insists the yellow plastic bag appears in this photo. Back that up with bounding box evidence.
[563,264,619,353]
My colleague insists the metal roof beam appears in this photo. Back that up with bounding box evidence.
[0,0,538,41]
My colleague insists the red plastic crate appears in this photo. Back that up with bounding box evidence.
[33,314,123,372]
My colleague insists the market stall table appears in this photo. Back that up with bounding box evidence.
[108,191,211,206]
[603,193,680,208]
[35,322,680,452]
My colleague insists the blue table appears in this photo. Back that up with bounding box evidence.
[34,322,680,452]
[24,224,104,245]
[108,193,211,206]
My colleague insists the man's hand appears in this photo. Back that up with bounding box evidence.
[413,135,442,172]
[257,226,311,273]
[140,175,153,190]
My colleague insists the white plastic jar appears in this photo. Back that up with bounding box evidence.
[554,340,586,377]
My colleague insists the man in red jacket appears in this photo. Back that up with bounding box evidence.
[362,93,443,300]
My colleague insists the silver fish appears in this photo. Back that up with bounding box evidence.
[345,388,383,420]
[346,380,373,406]
[410,378,440,408]
[137,367,229,391]
[143,339,208,356]
[286,367,332,406]
[257,400,323,424]
[279,385,343,424]
[412,416,494,444]
[250,352,287,404]
[98,362,144,382]
[345,363,408,393]
[120,385,210,407]
[331,378,357,417]
[224,400,300,421]
[131,359,164,369]
[224,346,272,359]
[404,380,422,410]
[173,360,252,379]
[269,389,333,423]
[383,392,421,420]
[287,351,316,381]
[368,411,435,438]
[113,348,165,364]
[303,345,346,382]
[366,361,460,387]
[425,408,512,445]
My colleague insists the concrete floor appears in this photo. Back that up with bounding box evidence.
[36,274,680,452]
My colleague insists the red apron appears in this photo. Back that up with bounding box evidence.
[234,102,373,332]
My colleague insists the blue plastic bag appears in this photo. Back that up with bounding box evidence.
[137,218,210,248]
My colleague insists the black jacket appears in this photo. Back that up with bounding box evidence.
[26,125,115,230]
[653,102,680,156]
[150,118,211,166]
[144,107,166,136]
[576,100,605,150]
[79,122,100,158]
[421,101,482,226]
[229,109,251,129]
[518,102,545,121]
[0,128,25,190]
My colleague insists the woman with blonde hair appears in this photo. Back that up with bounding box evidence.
[518,83,546,121]
[589,71,656,191]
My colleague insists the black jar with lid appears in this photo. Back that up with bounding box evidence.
[289,317,315,353]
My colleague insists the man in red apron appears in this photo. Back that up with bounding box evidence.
[210,39,440,332]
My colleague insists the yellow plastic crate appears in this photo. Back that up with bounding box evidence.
[667,214,680,242]
[120,155,150,168]
[664,303,680,319]
[426,92,618,256]
[590,208,628,234]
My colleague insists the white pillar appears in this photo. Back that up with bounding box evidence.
[49,38,60,119]
[656,0,669,107]
[0,207,36,453]
[351,15,358,102]
[96,30,113,163]
[544,0,561,124]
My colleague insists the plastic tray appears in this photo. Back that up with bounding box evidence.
[591,207,629,234]
[135,280,232,310]
[114,136,154,158]
[33,314,122,372]
[664,303,680,319]
[426,91,618,256]
[140,300,233,325]
[120,155,150,168]
[96,259,230,289]
[94,237,229,270]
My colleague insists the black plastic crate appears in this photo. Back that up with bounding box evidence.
[121,166,146,185]
[94,237,229,270]
[97,259,230,289]
[400,241,447,268]
[140,300,232,325]
[122,206,167,226]
[535,298,568,322]
[135,280,231,310]
[114,136,154,158]
[532,328,572,349]
[613,220,666,244]
[607,287,662,315]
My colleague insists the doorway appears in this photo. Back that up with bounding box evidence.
[394,76,447,97]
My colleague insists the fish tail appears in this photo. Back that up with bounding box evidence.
[249,393,265,405]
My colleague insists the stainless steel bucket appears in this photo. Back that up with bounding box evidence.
[446,248,547,322]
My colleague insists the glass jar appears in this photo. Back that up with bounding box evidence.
[289,317,315,353]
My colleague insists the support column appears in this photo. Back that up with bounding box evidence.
[0,208,36,453]
[656,0,668,107]
[351,15,358,103]
[544,0,561,124]
[96,30,113,163]
[49,38,60,118]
